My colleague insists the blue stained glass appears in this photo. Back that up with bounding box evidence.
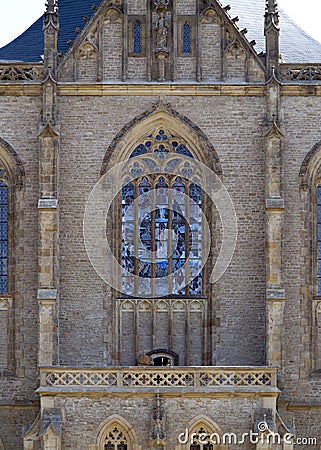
[175,144,194,158]
[0,205,8,221]
[0,241,7,258]
[130,144,148,158]
[183,23,191,54]
[189,184,202,204]
[0,258,8,275]
[134,21,141,54]
[190,274,202,295]
[318,185,321,206]
[0,222,7,240]
[0,276,7,293]
[0,184,8,204]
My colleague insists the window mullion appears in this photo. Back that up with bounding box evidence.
[168,182,173,294]
[185,182,190,295]
[134,182,139,296]
[151,183,156,297]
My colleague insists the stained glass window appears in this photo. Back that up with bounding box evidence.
[317,185,321,294]
[0,180,8,293]
[183,22,191,54]
[121,129,203,297]
[134,21,141,54]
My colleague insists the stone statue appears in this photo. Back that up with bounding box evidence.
[156,11,169,48]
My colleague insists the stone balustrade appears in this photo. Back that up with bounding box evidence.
[39,366,278,393]
[0,64,43,81]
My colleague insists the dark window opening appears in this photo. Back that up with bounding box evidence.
[134,21,141,54]
[183,22,191,54]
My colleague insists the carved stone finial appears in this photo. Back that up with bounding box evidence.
[264,0,280,79]
[154,0,170,13]
[44,0,59,30]
[265,0,279,29]
[46,0,58,14]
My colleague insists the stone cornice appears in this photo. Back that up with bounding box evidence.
[1,82,321,97]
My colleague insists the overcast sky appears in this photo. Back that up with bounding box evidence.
[0,0,320,48]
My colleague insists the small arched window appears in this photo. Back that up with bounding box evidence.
[183,22,191,54]
[104,425,128,450]
[133,21,141,54]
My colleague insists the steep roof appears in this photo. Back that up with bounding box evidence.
[228,0,321,63]
[0,0,320,63]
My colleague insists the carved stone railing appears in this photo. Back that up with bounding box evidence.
[0,63,43,81]
[39,367,278,392]
[280,64,321,82]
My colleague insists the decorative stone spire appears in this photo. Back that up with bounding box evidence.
[44,0,59,32]
[43,0,60,79]
[264,0,280,78]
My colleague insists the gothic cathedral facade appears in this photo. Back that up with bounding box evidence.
[0,0,321,448]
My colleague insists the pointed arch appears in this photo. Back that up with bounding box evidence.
[95,415,141,450]
[176,415,228,449]
[299,140,321,189]
[0,137,25,190]
[300,142,321,372]
[201,7,221,24]
[100,104,222,177]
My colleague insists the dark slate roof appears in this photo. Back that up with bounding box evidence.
[0,0,99,62]
[0,0,321,63]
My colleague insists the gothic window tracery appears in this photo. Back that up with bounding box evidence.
[104,426,129,450]
[190,427,214,450]
[121,128,203,297]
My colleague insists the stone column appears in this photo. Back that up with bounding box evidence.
[37,289,57,366]
[265,75,285,369]
[38,0,60,368]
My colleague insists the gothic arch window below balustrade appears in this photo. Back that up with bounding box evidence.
[104,425,128,450]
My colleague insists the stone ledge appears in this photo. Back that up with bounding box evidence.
[266,197,284,210]
[37,386,280,397]
[38,199,58,209]
[37,289,57,300]
[266,289,286,300]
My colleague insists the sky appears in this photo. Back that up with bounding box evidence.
[0,0,321,48]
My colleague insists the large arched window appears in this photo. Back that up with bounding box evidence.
[0,175,9,293]
[317,183,321,294]
[121,128,203,297]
